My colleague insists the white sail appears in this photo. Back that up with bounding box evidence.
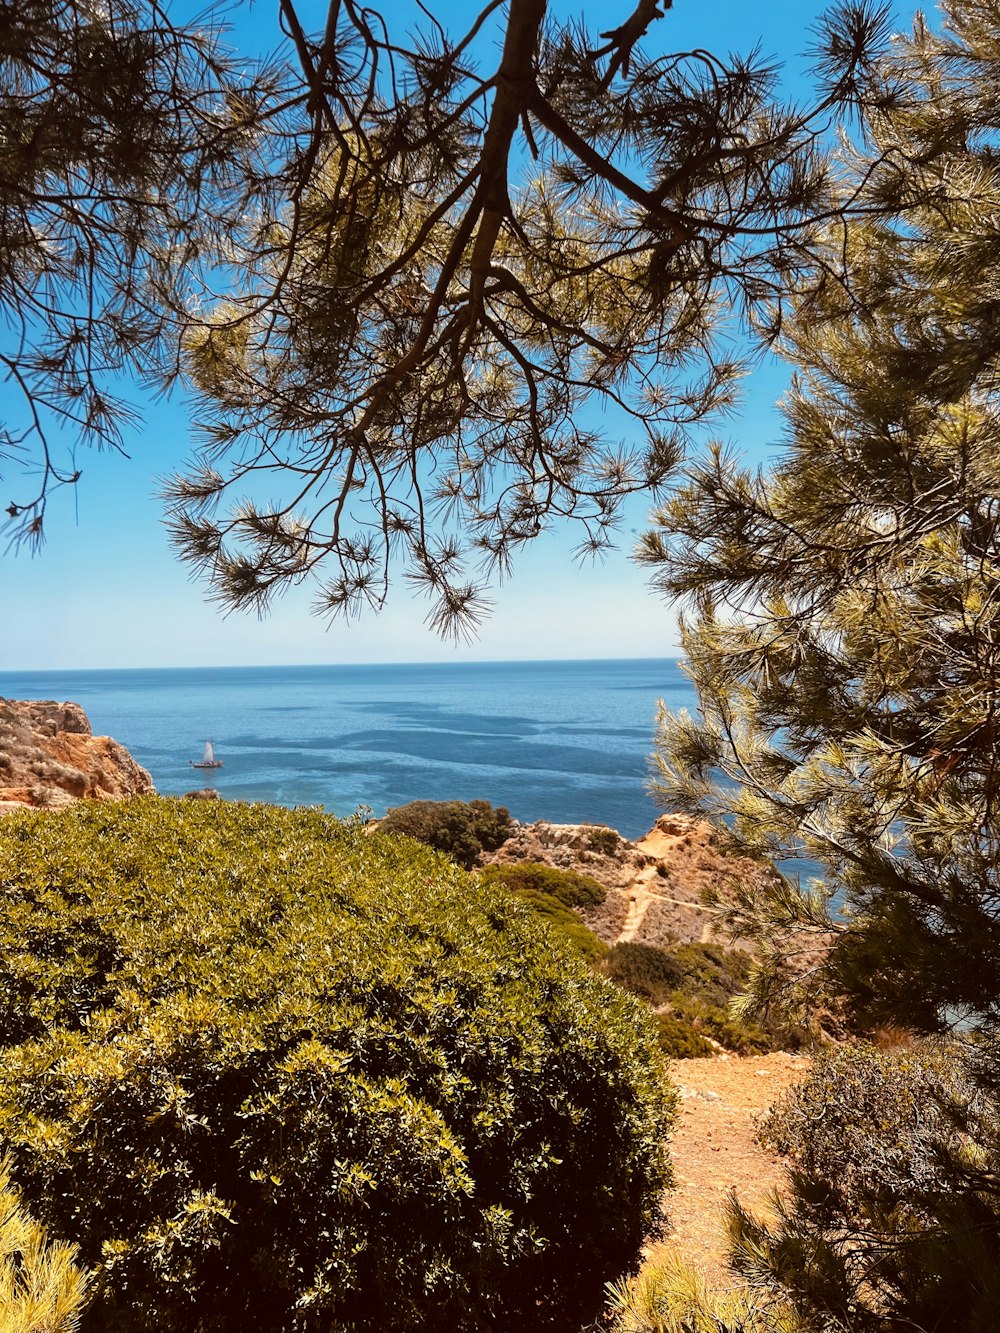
[190,739,222,769]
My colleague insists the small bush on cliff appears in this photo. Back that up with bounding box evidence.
[584,825,621,855]
[378,798,513,868]
[479,860,606,908]
[0,799,673,1333]
[601,943,688,1005]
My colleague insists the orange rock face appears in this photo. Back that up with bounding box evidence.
[482,813,775,949]
[0,698,154,810]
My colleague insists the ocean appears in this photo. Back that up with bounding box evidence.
[0,659,699,841]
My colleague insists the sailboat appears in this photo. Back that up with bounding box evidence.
[189,740,223,770]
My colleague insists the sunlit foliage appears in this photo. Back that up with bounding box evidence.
[599,940,789,1055]
[607,1247,802,1333]
[0,798,674,1332]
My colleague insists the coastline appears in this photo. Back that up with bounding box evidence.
[0,660,692,837]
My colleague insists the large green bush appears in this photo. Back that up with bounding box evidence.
[0,799,673,1333]
[378,798,514,869]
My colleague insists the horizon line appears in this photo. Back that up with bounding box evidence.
[0,654,683,675]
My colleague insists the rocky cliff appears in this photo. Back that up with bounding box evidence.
[482,813,776,948]
[0,699,154,812]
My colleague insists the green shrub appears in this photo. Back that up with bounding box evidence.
[600,943,687,1006]
[671,997,773,1056]
[729,1042,1000,1332]
[584,825,621,855]
[479,860,606,908]
[599,942,783,1056]
[653,1013,715,1060]
[761,1043,963,1198]
[378,798,513,869]
[0,799,673,1333]
[672,942,751,1000]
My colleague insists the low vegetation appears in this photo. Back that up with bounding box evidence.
[599,942,787,1057]
[479,860,605,908]
[728,1041,1000,1332]
[609,1041,1000,1333]
[378,798,514,869]
[479,863,608,963]
[606,1250,790,1333]
[0,798,673,1333]
[648,1013,715,1060]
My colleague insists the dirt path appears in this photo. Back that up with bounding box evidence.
[616,864,726,944]
[616,824,729,945]
[648,1052,809,1286]
[617,865,675,943]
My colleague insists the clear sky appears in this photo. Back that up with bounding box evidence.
[0,0,904,670]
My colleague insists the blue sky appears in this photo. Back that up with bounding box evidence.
[0,0,903,670]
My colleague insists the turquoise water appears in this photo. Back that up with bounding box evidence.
[0,659,698,840]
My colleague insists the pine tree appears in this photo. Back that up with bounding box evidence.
[642,4,1000,1326]
[166,0,892,635]
[4,1,898,635]
[644,0,1000,1040]
[0,1155,90,1332]
[0,0,276,546]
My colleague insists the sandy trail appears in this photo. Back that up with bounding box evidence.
[649,1052,808,1286]
[617,825,726,944]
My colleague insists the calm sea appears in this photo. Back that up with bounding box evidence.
[0,659,698,840]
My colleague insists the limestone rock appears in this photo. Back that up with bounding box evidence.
[482,812,776,948]
[0,698,154,810]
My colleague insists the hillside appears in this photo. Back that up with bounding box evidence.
[483,813,774,949]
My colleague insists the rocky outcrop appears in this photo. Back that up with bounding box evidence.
[482,813,777,948]
[0,699,154,811]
